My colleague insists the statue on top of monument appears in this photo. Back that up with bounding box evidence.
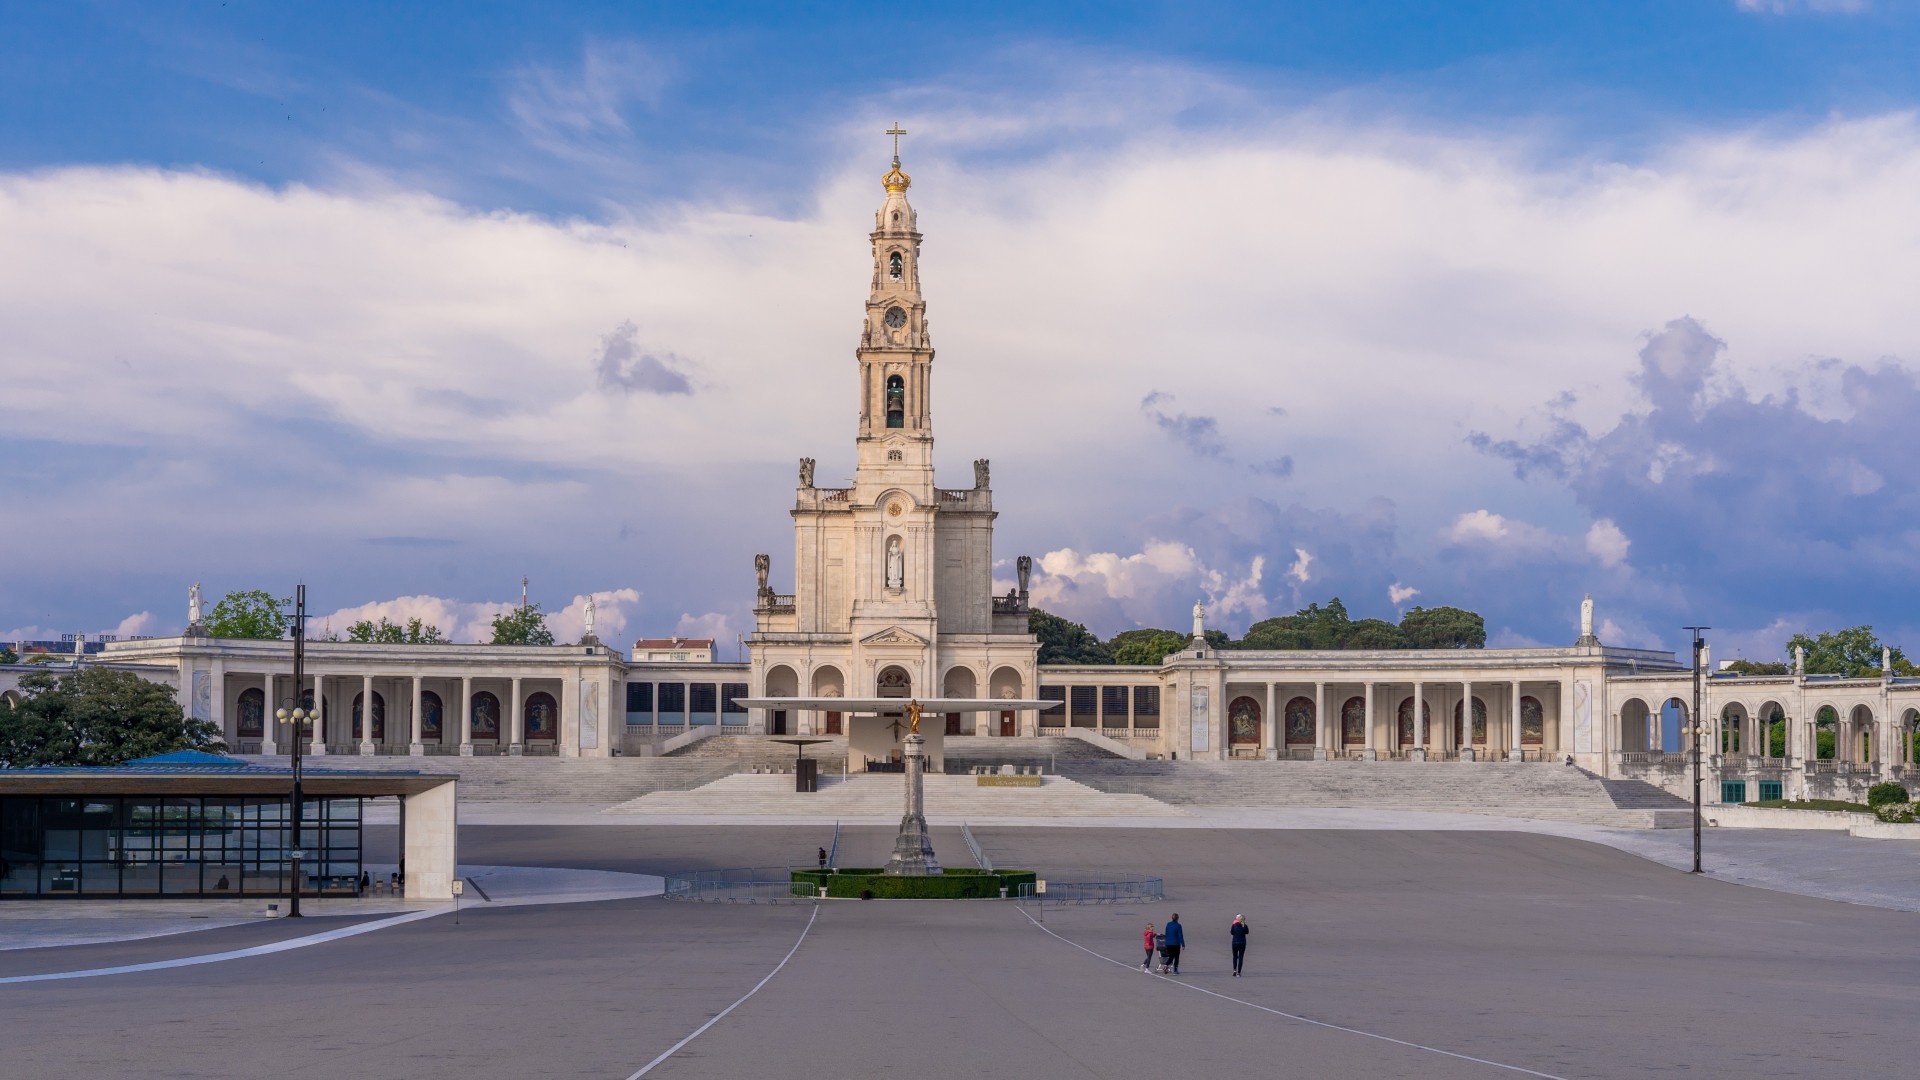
[754,553,771,597]
[584,595,596,637]
[188,582,204,627]
[1580,593,1594,640]
[799,457,815,488]
[1192,599,1207,642]
[1016,554,1032,600]
[973,459,990,489]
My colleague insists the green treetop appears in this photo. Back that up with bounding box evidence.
[1109,628,1191,665]
[348,617,447,644]
[1028,609,1112,665]
[206,589,292,640]
[0,667,226,767]
[489,604,555,646]
[1397,605,1487,649]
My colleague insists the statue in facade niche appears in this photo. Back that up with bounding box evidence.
[799,457,815,488]
[973,459,990,489]
[755,553,771,596]
[886,536,905,590]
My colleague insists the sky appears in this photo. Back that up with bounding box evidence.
[4,0,1920,661]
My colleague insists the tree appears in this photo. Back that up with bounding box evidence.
[1110,628,1190,665]
[1723,659,1790,676]
[1244,598,1354,651]
[206,590,291,640]
[0,647,16,665]
[1787,626,1907,678]
[0,667,225,767]
[1342,619,1407,650]
[490,604,555,646]
[348,617,446,644]
[1398,605,1487,649]
[1028,609,1111,664]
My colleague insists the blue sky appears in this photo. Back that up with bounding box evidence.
[3,0,1919,659]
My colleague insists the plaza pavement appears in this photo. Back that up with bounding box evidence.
[1,818,1916,1077]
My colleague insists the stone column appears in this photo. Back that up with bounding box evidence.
[1410,681,1426,762]
[1313,681,1329,760]
[210,658,228,743]
[1509,680,1525,761]
[1459,680,1475,762]
[310,675,327,756]
[360,674,376,755]
[1264,682,1279,760]
[260,673,278,755]
[410,675,425,756]
[1362,683,1377,761]
[459,675,474,756]
[510,675,525,756]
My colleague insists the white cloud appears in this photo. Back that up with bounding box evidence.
[313,588,640,644]
[1388,582,1419,605]
[672,611,738,650]
[1585,519,1631,568]
[1287,548,1314,584]
[1030,541,1268,629]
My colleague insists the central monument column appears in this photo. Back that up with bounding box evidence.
[884,720,942,875]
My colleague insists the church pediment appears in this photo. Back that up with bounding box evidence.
[860,626,928,647]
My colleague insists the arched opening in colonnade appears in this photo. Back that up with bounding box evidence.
[1659,698,1688,753]
[1815,705,1839,759]
[1756,701,1785,758]
[1453,696,1487,748]
[811,666,845,735]
[1284,696,1315,747]
[1521,696,1544,746]
[420,691,444,742]
[1340,696,1365,749]
[236,687,265,740]
[943,667,977,736]
[1228,697,1262,749]
[1720,702,1749,754]
[764,665,799,736]
[989,666,1024,737]
[526,692,558,742]
[352,692,386,742]
[470,691,501,743]
[1850,704,1875,764]
[1619,699,1652,752]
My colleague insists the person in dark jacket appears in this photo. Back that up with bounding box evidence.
[1229,914,1249,976]
[1163,914,1185,974]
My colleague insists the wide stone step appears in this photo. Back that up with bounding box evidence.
[603,774,1185,818]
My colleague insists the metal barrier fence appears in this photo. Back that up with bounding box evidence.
[661,866,818,904]
[961,822,992,871]
[1015,872,1165,905]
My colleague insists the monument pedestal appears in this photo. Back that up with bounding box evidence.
[884,732,942,876]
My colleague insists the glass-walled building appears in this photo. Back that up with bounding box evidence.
[0,794,361,899]
[0,751,457,901]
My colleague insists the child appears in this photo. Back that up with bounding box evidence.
[1143,923,1157,971]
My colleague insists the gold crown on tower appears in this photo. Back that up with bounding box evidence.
[883,158,911,193]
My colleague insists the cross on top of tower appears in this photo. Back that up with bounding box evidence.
[883,123,912,193]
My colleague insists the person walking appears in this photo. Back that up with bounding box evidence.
[1142,923,1157,971]
[818,846,828,869]
[1163,913,1185,974]
[1229,915,1249,976]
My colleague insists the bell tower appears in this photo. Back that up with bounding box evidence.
[855,124,935,495]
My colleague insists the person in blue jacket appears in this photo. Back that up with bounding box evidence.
[1229,914,1249,976]
[1162,913,1185,974]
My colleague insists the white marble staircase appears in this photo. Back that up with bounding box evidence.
[602,773,1187,819]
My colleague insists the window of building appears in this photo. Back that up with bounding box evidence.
[1039,685,1066,727]
[1070,686,1098,727]
[1101,686,1130,725]
[626,682,653,725]
[1757,780,1783,802]
[886,374,905,428]
[1132,686,1160,727]
[690,683,719,726]
[1720,781,1747,805]
[657,682,686,723]
[721,683,749,725]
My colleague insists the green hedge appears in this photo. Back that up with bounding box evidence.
[791,867,1038,899]
[1867,782,1910,807]
[1747,798,1872,814]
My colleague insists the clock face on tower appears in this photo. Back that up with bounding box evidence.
[884,306,907,329]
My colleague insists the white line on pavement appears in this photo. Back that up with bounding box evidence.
[1018,906,1571,1080]
[624,903,820,1080]
[0,909,447,984]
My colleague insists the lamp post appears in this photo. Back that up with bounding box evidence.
[273,585,311,917]
[1682,625,1711,875]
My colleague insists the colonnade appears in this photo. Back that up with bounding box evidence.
[1227,678,1563,761]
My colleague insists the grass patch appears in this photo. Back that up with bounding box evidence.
[792,867,1038,899]
[1746,799,1871,814]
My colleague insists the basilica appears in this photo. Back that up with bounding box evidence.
[9,144,1917,808]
